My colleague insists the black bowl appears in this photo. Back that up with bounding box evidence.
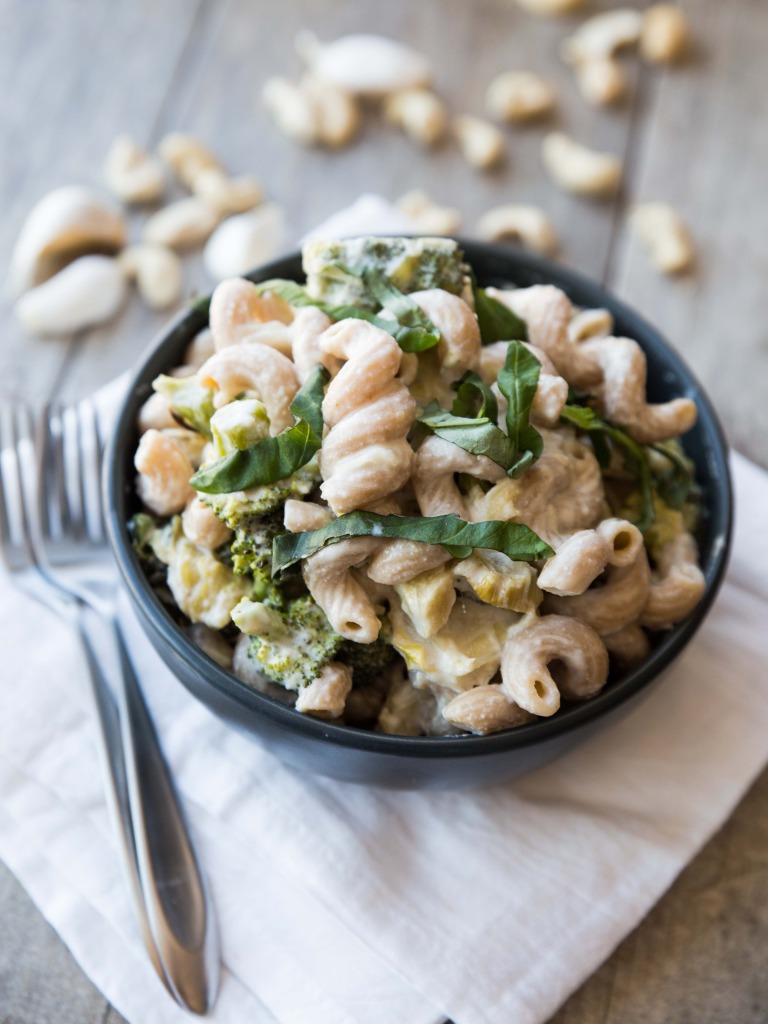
[105,241,733,790]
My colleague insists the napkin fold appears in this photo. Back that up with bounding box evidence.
[2,200,768,1024]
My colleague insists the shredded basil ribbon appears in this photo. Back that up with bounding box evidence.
[497,341,543,478]
[650,441,694,510]
[190,366,329,494]
[472,278,528,345]
[272,512,553,576]
[560,403,656,532]
[256,273,441,353]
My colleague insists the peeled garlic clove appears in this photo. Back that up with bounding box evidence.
[486,71,557,123]
[158,133,222,190]
[192,169,263,215]
[203,204,285,280]
[295,31,432,97]
[14,255,127,336]
[476,204,559,256]
[142,197,221,249]
[541,132,622,197]
[629,202,695,274]
[104,136,165,204]
[8,186,127,298]
[118,244,183,309]
[454,115,505,170]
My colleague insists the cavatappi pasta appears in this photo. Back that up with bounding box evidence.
[129,237,705,736]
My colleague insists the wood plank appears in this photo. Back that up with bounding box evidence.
[608,0,768,469]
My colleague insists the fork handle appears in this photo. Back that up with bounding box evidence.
[111,617,220,1015]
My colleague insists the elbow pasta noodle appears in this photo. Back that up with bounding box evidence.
[128,239,707,736]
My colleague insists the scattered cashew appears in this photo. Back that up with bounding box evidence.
[384,88,447,146]
[142,196,221,249]
[295,30,432,97]
[191,169,263,215]
[203,204,284,280]
[118,244,183,309]
[396,190,461,235]
[158,133,222,190]
[640,4,691,64]
[476,204,559,256]
[14,255,127,337]
[541,132,622,197]
[103,136,165,205]
[572,56,628,106]
[485,71,557,122]
[454,115,505,170]
[562,8,643,62]
[8,186,127,298]
[629,202,695,274]
[262,75,360,147]
[513,0,585,14]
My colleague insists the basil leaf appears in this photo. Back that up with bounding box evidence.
[473,281,528,345]
[560,404,655,532]
[651,441,694,509]
[451,371,498,422]
[272,512,553,575]
[191,366,329,494]
[254,279,320,307]
[497,341,543,478]
[417,402,519,471]
[359,268,441,352]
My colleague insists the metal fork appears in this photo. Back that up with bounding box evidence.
[0,399,219,1014]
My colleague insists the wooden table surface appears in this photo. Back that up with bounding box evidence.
[1,0,767,1021]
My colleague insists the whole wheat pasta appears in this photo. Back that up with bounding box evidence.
[197,342,300,431]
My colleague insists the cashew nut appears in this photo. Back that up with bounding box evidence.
[476,204,559,256]
[157,133,222,190]
[561,8,643,61]
[541,132,622,197]
[485,71,557,122]
[104,136,165,204]
[295,30,432,97]
[203,204,284,281]
[453,115,505,170]
[640,4,691,63]
[191,169,263,215]
[513,0,585,14]
[262,75,360,147]
[384,88,447,146]
[118,244,183,310]
[629,202,694,274]
[14,255,127,337]
[142,197,221,250]
[571,56,628,107]
[8,186,127,298]
[396,190,461,236]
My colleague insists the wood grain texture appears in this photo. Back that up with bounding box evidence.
[1,0,767,1022]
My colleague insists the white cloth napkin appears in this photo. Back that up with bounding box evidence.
[2,200,768,1024]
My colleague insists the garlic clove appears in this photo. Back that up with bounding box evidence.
[14,255,128,336]
[142,197,221,249]
[295,31,432,97]
[203,204,285,280]
[104,136,165,204]
[118,244,183,309]
[7,186,127,298]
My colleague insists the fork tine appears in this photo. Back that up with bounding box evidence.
[0,402,36,569]
[44,400,72,540]
[77,397,105,543]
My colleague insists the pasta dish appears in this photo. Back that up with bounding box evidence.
[129,237,705,736]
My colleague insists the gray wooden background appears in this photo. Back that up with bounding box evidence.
[1,0,767,1021]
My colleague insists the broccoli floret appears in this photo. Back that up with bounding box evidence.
[232,594,343,692]
[336,637,396,686]
[128,512,169,587]
[152,374,215,437]
[302,236,470,310]
[199,459,320,530]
